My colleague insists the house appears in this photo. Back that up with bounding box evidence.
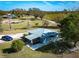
[23,28,60,50]
[2,14,16,18]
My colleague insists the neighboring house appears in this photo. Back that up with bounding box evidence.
[2,14,16,18]
[23,28,60,50]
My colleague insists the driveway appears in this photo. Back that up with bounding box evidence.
[0,33,24,44]
[0,40,5,43]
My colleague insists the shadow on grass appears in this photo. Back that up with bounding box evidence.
[14,27,28,30]
[36,42,55,53]
[36,41,74,54]
[3,48,16,54]
[33,26,59,29]
[5,26,59,31]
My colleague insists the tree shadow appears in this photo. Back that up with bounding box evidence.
[36,41,74,54]
[33,26,59,29]
[3,48,17,54]
[14,27,28,30]
[36,42,55,53]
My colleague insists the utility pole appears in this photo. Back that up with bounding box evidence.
[8,14,12,30]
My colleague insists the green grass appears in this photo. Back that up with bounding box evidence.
[0,42,57,58]
[2,20,43,30]
[1,20,43,34]
[1,18,59,35]
[0,40,79,58]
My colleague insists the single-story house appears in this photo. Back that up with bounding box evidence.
[2,14,16,18]
[23,28,60,50]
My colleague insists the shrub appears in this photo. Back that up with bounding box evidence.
[20,18,26,20]
[30,18,35,21]
[35,23,39,26]
[23,33,28,36]
[11,40,25,52]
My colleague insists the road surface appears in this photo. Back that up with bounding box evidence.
[0,33,24,44]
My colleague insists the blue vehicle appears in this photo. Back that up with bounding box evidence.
[1,35,13,41]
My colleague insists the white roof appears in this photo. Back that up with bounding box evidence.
[28,28,53,34]
[25,28,58,40]
[25,34,42,40]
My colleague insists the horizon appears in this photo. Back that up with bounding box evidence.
[0,1,79,11]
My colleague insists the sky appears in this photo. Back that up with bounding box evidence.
[0,1,79,11]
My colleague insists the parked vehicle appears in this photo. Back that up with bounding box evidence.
[1,35,13,41]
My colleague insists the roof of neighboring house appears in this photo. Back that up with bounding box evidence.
[2,14,16,18]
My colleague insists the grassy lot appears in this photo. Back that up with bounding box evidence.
[1,20,43,34]
[1,19,59,34]
[2,20,43,30]
[0,41,79,58]
[0,42,58,58]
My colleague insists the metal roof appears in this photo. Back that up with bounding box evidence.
[25,28,58,40]
[25,33,42,40]
[28,28,53,34]
[28,28,44,34]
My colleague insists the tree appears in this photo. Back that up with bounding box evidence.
[63,9,68,14]
[28,8,45,20]
[11,40,25,52]
[39,12,45,20]
[10,8,27,18]
[44,13,66,22]
[43,20,49,27]
[28,8,40,18]
[0,10,8,16]
[60,14,79,47]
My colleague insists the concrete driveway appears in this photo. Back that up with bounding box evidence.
[0,33,24,44]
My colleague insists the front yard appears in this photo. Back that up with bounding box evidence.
[1,18,79,58]
[0,41,79,58]
[0,42,58,58]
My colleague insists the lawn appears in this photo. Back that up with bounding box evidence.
[0,41,79,58]
[0,42,58,58]
[1,20,43,34]
[1,19,59,34]
[2,20,43,30]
